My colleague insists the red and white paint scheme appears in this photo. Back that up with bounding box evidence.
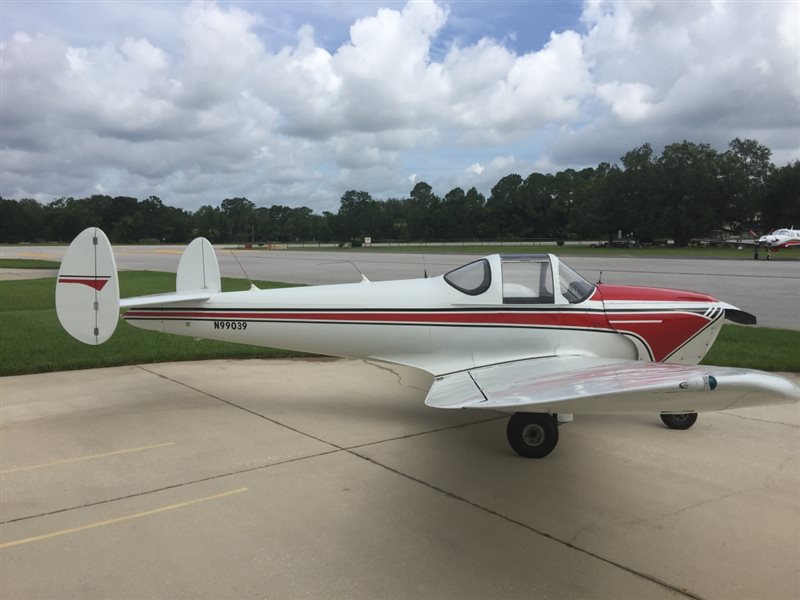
[56,228,799,458]
[753,227,800,259]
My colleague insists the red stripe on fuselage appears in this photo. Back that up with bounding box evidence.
[123,308,715,361]
[123,309,611,328]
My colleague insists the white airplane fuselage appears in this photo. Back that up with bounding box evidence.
[123,255,729,376]
[757,228,800,250]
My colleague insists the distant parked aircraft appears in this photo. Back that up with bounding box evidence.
[751,228,800,260]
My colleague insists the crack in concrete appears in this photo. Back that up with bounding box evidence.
[5,362,708,600]
[350,449,706,600]
[720,412,800,429]
[568,449,799,548]
[136,363,706,600]
[0,449,340,526]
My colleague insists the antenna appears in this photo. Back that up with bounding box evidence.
[319,260,370,282]
[598,271,603,284]
[229,248,256,288]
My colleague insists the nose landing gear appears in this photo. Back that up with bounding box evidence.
[754,243,773,260]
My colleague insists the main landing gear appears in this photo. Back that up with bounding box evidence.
[660,412,698,430]
[506,412,559,458]
[506,411,699,458]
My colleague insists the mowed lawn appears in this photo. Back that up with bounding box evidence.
[1,269,798,376]
[0,271,307,376]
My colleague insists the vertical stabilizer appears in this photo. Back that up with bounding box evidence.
[176,237,221,293]
[55,227,120,345]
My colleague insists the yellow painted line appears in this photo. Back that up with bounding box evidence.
[151,249,182,254]
[0,487,248,549]
[1,442,176,475]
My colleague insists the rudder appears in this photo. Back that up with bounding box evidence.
[55,227,120,345]
[176,237,221,293]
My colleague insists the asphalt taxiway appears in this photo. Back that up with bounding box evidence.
[1,359,798,599]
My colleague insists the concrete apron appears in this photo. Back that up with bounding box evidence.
[1,359,798,600]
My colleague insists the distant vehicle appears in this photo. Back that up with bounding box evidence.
[55,228,799,458]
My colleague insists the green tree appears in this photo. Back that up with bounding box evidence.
[762,161,800,228]
[338,190,380,240]
[0,199,27,242]
[720,138,774,229]
[486,174,523,238]
[192,205,227,242]
[659,141,723,246]
[406,182,440,240]
[220,197,256,242]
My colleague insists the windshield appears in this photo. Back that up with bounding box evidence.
[559,262,595,304]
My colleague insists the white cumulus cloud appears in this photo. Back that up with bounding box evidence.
[1,0,797,209]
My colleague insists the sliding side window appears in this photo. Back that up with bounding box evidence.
[502,259,554,304]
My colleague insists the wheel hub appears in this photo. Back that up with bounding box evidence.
[521,423,545,447]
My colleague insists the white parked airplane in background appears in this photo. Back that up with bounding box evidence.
[55,228,800,458]
[752,227,800,259]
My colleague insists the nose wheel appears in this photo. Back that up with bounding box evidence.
[506,412,559,458]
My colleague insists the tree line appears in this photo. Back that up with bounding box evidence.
[1,138,798,246]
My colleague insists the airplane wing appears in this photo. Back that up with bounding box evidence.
[425,356,800,414]
[719,239,758,247]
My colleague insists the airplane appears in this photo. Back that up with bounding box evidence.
[716,227,800,259]
[752,227,800,260]
[55,228,800,458]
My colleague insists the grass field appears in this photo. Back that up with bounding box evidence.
[701,325,800,372]
[1,269,797,376]
[0,258,61,269]
[0,272,307,376]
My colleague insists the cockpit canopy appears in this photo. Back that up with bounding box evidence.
[444,254,595,304]
[771,229,791,236]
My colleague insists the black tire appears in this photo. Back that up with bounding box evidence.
[506,412,559,458]
[660,412,698,430]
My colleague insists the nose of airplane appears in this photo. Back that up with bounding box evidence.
[594,284,757,325]
[594,283,717,303]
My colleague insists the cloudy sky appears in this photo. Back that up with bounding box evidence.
[1,0,798,212]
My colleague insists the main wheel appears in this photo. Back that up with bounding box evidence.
[660,412,698,430]
[506,412,559,458]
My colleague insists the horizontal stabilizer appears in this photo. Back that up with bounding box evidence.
[426,356,800,414]
[120,291,213,308]
[119,237,220,308]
